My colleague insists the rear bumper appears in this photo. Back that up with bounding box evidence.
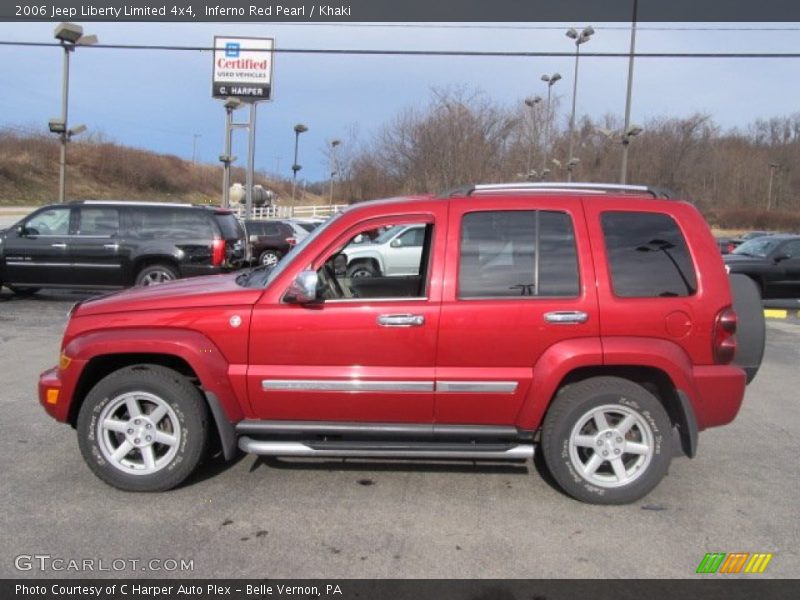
[691,365,747,430]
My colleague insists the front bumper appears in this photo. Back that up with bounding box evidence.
[38,357,86,423]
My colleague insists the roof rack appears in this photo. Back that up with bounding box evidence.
[75,200,194,207]
[439,182,678,199]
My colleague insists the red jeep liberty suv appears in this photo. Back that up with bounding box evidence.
[38,183,765,504]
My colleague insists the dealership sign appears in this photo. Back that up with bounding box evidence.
[212,36,274,100]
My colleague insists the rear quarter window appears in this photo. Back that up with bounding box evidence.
[128,208,215,240]
[601,211,697,298]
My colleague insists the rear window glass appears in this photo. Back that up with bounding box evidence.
[214,214,244,240]
[601,211,697,297]
[128,208,214,240]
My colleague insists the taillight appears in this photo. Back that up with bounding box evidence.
[286,237,297,246]
[726,243,735,253]
[713,306,737,364]
[211,238,225,266]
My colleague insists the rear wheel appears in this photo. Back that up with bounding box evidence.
[135,263,178,286]
[541,376,672,504]
[347,261,379,278]
[258,249,282,267]
[77,365,209,492]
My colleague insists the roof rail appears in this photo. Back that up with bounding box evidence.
[439,182,678,199]
[76,200,194,207]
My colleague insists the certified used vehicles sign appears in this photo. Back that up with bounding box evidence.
[212,36,274,100]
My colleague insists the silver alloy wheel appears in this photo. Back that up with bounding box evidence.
[140,269,175,286]
[260,251,279,267]
[568,403,654,489]
[96,391,181,476]
[350,267,374,278]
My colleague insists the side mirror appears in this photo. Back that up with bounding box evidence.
[16,225,26,237]
[283,270,319,304]
[390,238,402,248]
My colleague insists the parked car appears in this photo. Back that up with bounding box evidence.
[0,201,246,292]
[243,219,299,267]
[38,182,765,504]
[724,234,800,298]
[343,224,426,278]
[716,237,736,255]
[725,230,774,252]
[288,218,323,235]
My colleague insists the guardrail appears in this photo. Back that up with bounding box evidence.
[234,204,347,220]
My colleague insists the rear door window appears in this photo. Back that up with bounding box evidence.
[458,210,579,298]
[129,209,215,240]
[76,207,119,236]
[601,211,697,297]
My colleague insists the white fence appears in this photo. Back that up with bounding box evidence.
[234,204,347,220]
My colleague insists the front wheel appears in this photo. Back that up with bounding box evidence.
[541,376,672,504]
[77,365,209,492]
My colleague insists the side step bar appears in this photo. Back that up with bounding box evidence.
[235,420,525,439]
[238,437,534,460]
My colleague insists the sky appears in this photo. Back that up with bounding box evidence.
[0,21,799,183]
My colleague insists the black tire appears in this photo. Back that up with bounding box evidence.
[8,286,40,296]
[135,263,178,286]
[258,249,282,267]
[730,274,766,384]
[541,376,672,505]
[77,364,209,492]
[347,260,379,278]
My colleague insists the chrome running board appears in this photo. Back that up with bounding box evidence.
[238,437,534,460]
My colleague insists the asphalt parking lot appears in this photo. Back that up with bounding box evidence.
[0,289,798,579]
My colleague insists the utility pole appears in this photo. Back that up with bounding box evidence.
[620,0,639,184]
[767,162,781,210]
[328,139,341,207]
[191,133,201,164]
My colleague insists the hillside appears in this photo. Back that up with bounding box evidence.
[0,129,325,207]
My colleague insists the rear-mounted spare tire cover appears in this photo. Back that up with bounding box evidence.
[729,274,766,384]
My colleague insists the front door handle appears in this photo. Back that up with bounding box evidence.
[51,243,67,249]
[103,243,119,250]
[544,310,589,324]
[377,314,425,327]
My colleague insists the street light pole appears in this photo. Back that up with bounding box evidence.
[566,26,594,183]
[219,97,241,209]
[58,43,71,203]
[540,72,561,179]
[523,96,542,178]
[328,139,341,207]
[767,162,781,210]
[291,123,308,202]
[52,22,96,203]
[620,0,639,184]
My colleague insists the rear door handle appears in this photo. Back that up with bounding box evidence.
[51,243,67,249]
[377,314,425,327]
[544,310,589,324]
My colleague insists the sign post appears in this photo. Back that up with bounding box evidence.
[212,36,274,218]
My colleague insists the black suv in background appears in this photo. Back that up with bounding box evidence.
[244,219,298,267]
[0,201,246,292]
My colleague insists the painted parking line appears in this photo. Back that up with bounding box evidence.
[764,309,789,319]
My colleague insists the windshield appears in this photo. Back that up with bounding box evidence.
[733,237,781,258]
[237,211,343,288]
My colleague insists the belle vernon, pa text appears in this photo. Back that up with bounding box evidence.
[16,584,343,597]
